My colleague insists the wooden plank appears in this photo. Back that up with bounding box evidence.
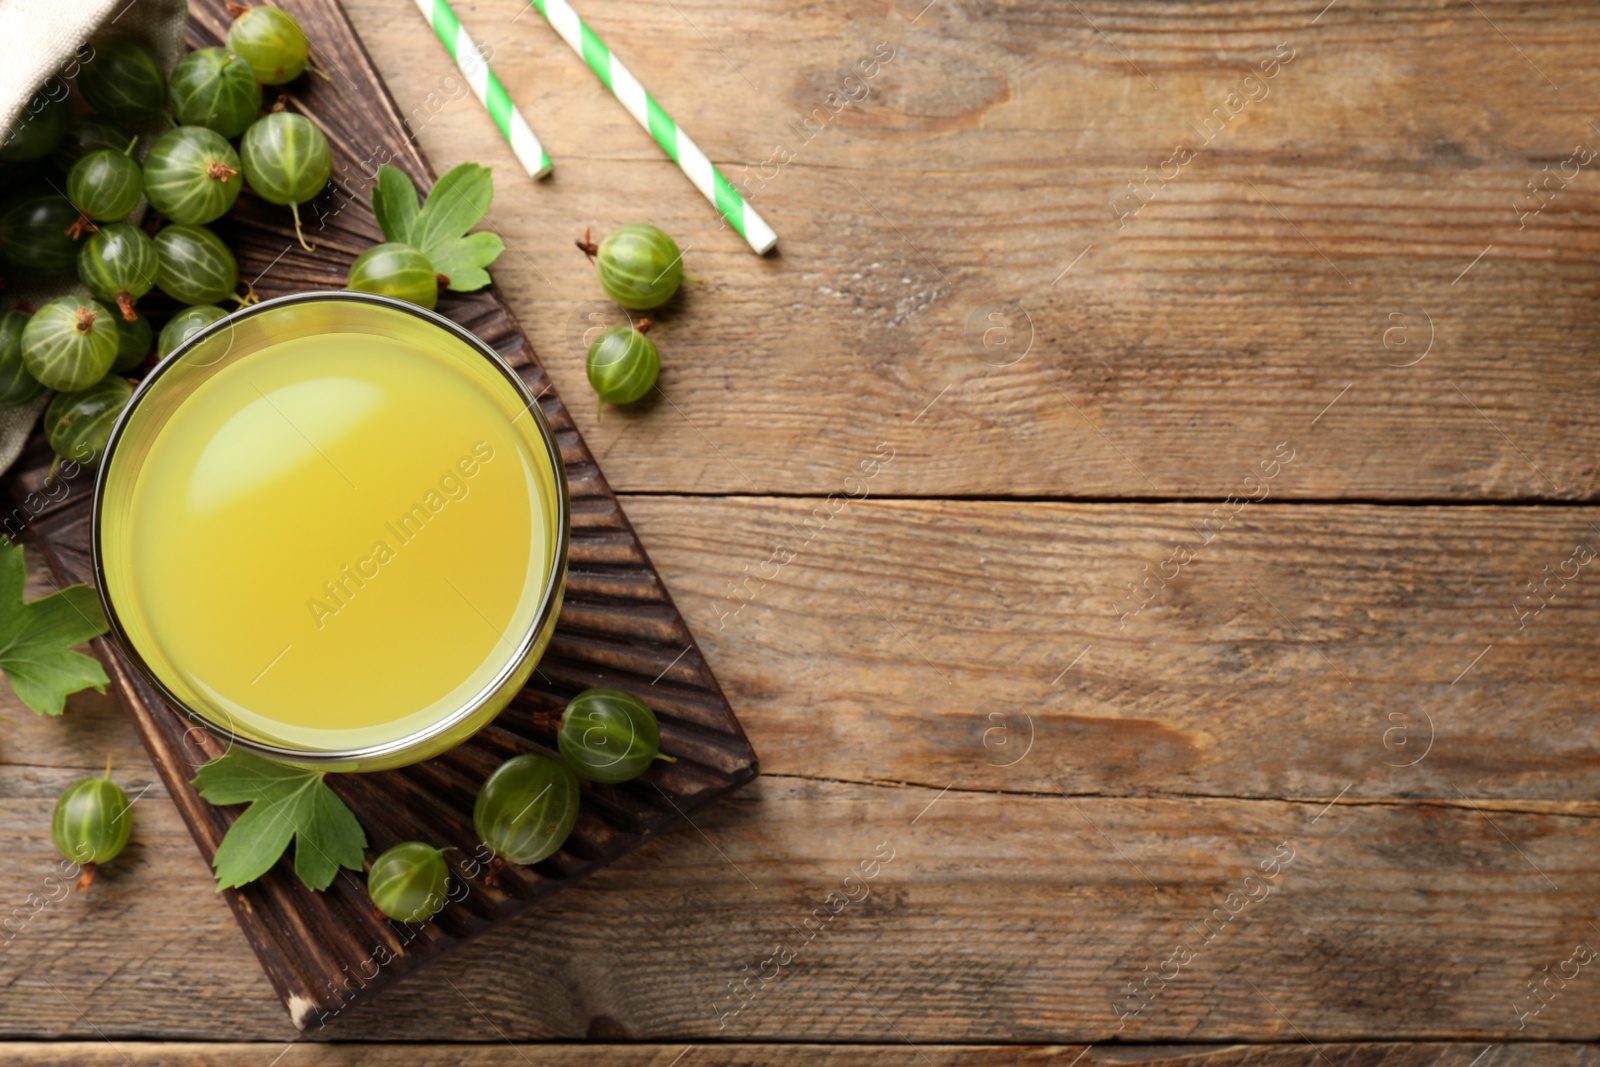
[0,1042,1584,1066]
[3,761,1598,1041]
[7,495,1599,1039]
[0,0,754,1032]
[623,496,1600,800]
[334,0,1600,500]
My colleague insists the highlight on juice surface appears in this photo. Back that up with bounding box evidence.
[93,293,569,771]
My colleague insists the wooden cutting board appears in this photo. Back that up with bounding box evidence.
[0,0,757,1029]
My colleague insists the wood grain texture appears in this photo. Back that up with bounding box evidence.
[625,496,1600,801]
[5,494,1600,1041]
[5,0,1600,1052]
[0,0,755,1033]
[0,1046,1074,1067]
[337,0,1600,500]
[0,1043,1585,1066]
[3,767,1599,1042]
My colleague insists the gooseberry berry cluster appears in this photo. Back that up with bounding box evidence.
[368,686,673,923]
[576,223,686,411]
[0,6,328,467]
[11,9,689,930]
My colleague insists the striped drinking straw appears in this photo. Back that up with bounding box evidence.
[411,0,553,179]
[528,0,779,254]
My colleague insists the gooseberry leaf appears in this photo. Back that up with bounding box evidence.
[369,162,503,293]
[0,541,109,716]
[193,750,367,891]
[372,164,420,245]
[412,163,501,292]
[413,162,492,248]
[424,230,504,293]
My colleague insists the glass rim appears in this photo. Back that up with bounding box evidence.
[90,290,571,767]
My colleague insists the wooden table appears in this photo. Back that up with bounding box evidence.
[4,0,1598,1062]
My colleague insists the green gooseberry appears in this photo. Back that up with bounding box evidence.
[52,764,132,886]
[473,754,580,866]
[582,223,684,310]
[66,144,144,230]
[0,310,44,407]
[143,126,243,227]
[154,224,239,306]
[79,37,167,123]
[586,323,659,410]
[45,375,133,468]
[21,296,118,391]
[158,305,227,359]
[557,687,673,784]
[0,87,68,163]
[347,242,438,309]
[112,313,152,374]
[367,841,450,923]
[169,48,263,139]
[51,115,126,173]
[77,223,160,322]
[228,5,310,85]
[0,191,81,274]
[240,111,331,250]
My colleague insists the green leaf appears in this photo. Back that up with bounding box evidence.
[413,163,493,253]
[429,230,504,292]
[293,783,367,889]
[373,164,420,245]
[369,162,504,290]
[192,748,310,804]
[0,541,109,716]
[193,750,368,891]
[208,787,301,888]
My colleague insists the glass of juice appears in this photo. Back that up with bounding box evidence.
[93,292,569,772]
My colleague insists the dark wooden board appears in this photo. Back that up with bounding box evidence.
[0,0,756,1030]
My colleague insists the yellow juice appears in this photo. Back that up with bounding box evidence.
[96,296,566,767]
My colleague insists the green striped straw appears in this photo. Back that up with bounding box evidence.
[411,0,552,179]
[529,0,778,254]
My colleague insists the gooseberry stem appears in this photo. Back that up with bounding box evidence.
[634,318,653,335]
[289,201,313,251]
[115,293,137,323]
[225,0,249,16]
[73,306,96,334]
[654,753,678,763]
[64,213,97,240]
[74,862,97,892]
[575,228,598,260]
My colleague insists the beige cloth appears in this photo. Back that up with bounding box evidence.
[0,0,186,475]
